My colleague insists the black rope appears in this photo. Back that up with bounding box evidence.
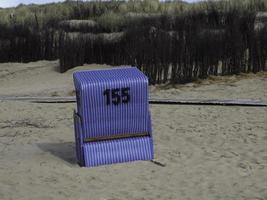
[1,96,267,107]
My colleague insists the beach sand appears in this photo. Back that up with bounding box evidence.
[0,61,266,200]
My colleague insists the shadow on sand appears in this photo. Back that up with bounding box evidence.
[37,142,77,165]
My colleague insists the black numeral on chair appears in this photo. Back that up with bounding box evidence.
[104,88,130,105]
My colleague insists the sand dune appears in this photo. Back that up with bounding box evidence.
[0,60,111,97]
[0,61,266,200]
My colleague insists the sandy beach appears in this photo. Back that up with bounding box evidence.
[0,61,267,200]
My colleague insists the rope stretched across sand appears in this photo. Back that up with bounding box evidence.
[0,96,267,107]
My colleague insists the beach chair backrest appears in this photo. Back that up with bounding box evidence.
[73,67,151,140]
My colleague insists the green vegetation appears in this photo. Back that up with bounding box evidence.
[0,0,266,84]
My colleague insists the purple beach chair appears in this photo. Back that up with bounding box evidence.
[73,67,154,167]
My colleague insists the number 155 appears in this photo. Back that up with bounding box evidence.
[103,87,130,105]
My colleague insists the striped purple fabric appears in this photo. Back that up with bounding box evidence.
[73,67,149,138]
[73,67,154,167]
[83,136,153,167]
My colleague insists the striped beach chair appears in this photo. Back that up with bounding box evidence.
[73,67,154,167]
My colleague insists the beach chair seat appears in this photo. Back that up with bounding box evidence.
[73,67,154,167]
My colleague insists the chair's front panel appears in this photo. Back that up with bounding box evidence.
[75,68,150,139]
